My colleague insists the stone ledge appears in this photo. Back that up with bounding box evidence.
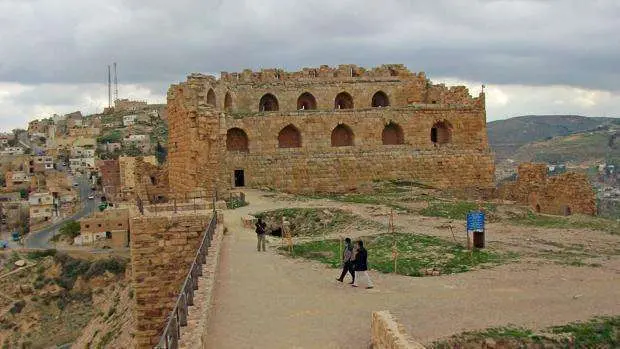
[371,311,426,349]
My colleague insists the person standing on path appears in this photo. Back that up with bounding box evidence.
[336,237,355,284]
[255,218,267,252]
[352,240,373,289]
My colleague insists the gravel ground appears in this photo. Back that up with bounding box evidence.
[204,190,620,349]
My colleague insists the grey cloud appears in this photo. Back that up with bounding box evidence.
[0,0,619,91]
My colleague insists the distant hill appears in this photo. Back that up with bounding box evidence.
[488,115,619,161]
[511,130,619,165]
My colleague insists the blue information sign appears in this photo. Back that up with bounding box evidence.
[466,211,485,232]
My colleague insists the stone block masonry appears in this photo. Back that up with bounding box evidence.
[130,213,210,348]
[166,64,495,196]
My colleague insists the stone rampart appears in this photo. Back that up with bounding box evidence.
[130,213,210,348]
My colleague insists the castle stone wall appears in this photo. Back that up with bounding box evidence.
[167,64,494,195]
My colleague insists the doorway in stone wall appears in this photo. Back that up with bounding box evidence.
[234,169,245,187]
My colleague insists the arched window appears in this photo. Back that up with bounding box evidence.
[372,91,390,107]
[430,121,452,144]
[278,124,302,148]
[226,128,249,152]
[382,122,404,145]
[259,93,279,111]
[331,124,354,147]
[207,88,216,107]
[297,92,317,110]
[334,92,354,109]
[224,91,232,111]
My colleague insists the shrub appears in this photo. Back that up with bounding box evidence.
[59,220,81,239]
[226,197,248,209]
[84,258,127,279]
[27,249,57,260]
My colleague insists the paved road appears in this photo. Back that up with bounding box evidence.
[25,174,98,249]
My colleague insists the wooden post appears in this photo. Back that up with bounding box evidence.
[281,216,285,247]
[392,240,398,274]
[448,225,457,243]
[339,236,343,267]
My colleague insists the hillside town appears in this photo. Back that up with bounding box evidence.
[0,99,167,249]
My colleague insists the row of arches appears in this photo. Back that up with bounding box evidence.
[226,121,452,151]
[206,89,391,111]
[207,89,233,110]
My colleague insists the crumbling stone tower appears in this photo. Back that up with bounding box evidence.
[166,64,495,196]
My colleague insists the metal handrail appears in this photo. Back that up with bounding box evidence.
[154,210,217,349]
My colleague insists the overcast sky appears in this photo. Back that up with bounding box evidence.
[1,0,619,131]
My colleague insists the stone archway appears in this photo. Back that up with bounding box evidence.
[334,92,354,109]
[259,93,279,111]
[297,92,317,110]
[224,91,232,111]
[372,91,390,107]
[278,124,302,148]
[331,124,354,147]
[226,128,249,152]
[207,88,216,107]
[382,122,404,145]
[431,120,452,144]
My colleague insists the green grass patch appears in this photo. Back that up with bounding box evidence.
[225,196,248,209]
[285,232,515,276]
[431,316,620,348]
[509,211,620,234]
[297,180,435,212]
[420,201,497,220]
[254,207,382,237]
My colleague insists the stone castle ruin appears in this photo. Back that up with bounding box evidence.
[499,163,596,216]
[165,64,495,197]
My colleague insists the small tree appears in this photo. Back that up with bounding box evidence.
[124,144,142,157]
[155,142,167,164]
[59,220,81,239]
[19,188,28,199]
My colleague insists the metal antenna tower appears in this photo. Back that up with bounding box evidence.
[114,62,118,102]
[107,65,112,108]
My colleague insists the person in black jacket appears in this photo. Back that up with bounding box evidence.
[352,240,373,289]
[336,237,355,284]
[255,218,267,252]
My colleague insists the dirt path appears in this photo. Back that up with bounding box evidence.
[204,190,620,349]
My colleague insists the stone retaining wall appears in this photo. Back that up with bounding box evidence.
[371,311,426,349]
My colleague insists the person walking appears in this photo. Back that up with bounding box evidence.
[255,218,267,252]
[352,240,373,289]
[336,237,355,284]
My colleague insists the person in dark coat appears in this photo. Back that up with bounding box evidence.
[352,240,373,289]
[255,218,267,252]
[336,237,355,284]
